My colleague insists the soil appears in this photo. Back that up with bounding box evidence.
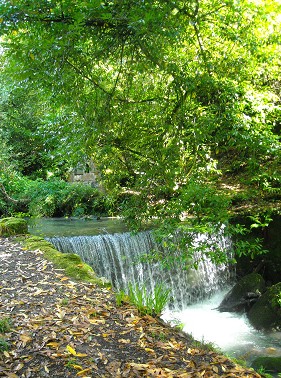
[0,237,262,378]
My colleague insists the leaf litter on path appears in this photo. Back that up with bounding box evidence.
[0,237,261,377]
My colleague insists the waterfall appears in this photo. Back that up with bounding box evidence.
[48,230,234,309]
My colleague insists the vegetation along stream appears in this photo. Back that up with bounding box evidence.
[1,1,281,374]
[30,218,281,370]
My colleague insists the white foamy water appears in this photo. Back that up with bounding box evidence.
[163,288,281,362]
[48,231,233,309]
[47,228,281,366]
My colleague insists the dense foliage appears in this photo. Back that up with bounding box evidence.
[0,173,111,218]
[0,0,280,261]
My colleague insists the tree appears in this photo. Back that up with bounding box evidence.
[0,0,280,244]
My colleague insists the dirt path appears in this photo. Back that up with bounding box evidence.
[0,237,261,377]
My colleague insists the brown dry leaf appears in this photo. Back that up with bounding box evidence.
[88,318,105,325]
[144,347,155,354]
[56,308,66,320]
[127,363,149,371]
[19,333,32,343]
[60,276,69,281]
[212,365,219,373]
[33,288,48,296]
[188,360,197,369]
[3,351,10,358]
[106,360,122,373]
[44,365,49,373]
[14,363,24,371]
[46,341,60,349]
[118,338,131,344]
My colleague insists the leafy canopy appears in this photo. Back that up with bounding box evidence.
[0,0,280,256]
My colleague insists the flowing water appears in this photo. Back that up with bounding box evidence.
[48,230,233,309]
[29,218,281,368]
[163,289,281,364]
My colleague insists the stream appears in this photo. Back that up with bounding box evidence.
[29,217,281,368]
[163,289,281,364]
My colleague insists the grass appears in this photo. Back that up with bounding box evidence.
[60,298,69,306]
[128,282,170,317]
[0,318,12,334]
[0,338,10,352]
[115,289,129,307]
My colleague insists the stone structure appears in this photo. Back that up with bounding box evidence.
[68,162,100,188]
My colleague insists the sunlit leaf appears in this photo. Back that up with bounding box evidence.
[76,368,92,376]
[66,345,77,355]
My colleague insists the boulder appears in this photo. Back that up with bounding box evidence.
[0,217,28,236]
[218,273,266,312]
[247,282,281,330]
[251,356,281,373]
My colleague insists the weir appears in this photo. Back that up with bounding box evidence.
[48,230,234,309]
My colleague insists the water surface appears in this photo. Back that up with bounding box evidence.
[163,289,281,364]
[28,217,128,237]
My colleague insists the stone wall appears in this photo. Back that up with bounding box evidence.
[68,163,100,188]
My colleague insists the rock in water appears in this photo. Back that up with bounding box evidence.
[218,273,266,312]
[247,282,281,330]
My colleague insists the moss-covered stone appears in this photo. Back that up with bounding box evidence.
[251,356,281,373]
[21,235,111,288]
[0,217,28,236]
[218,273,266,312]
[247,282,281,330]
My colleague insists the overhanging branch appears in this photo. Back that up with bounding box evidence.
[0,183,19,204]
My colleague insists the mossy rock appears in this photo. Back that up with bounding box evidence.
[21,235,110,288]
[251,356,281,373]
[247,282,281,330]
[0,217,28,236]
[218,273,266,312]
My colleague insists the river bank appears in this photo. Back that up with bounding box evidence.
[0,236,262,377]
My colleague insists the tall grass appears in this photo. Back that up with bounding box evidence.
[128,282,170,316]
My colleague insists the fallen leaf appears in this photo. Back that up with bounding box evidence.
[66,345,77,355]
[212,365,219,373]
[20,334,32,343]
[72,364,83,370]
[118,338,131,344]
[76,353,88,357]
[46,341,59,349]
[88,318,105,325]
[76,368,92,376]
[144,347,155,353]
[56,308,66,320]
[44,365,49,373]
[14,363,24,371]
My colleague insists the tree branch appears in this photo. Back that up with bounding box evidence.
[0,183,19,204]
[65,58,161,104]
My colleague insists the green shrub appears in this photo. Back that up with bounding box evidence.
[23,178,109,217]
